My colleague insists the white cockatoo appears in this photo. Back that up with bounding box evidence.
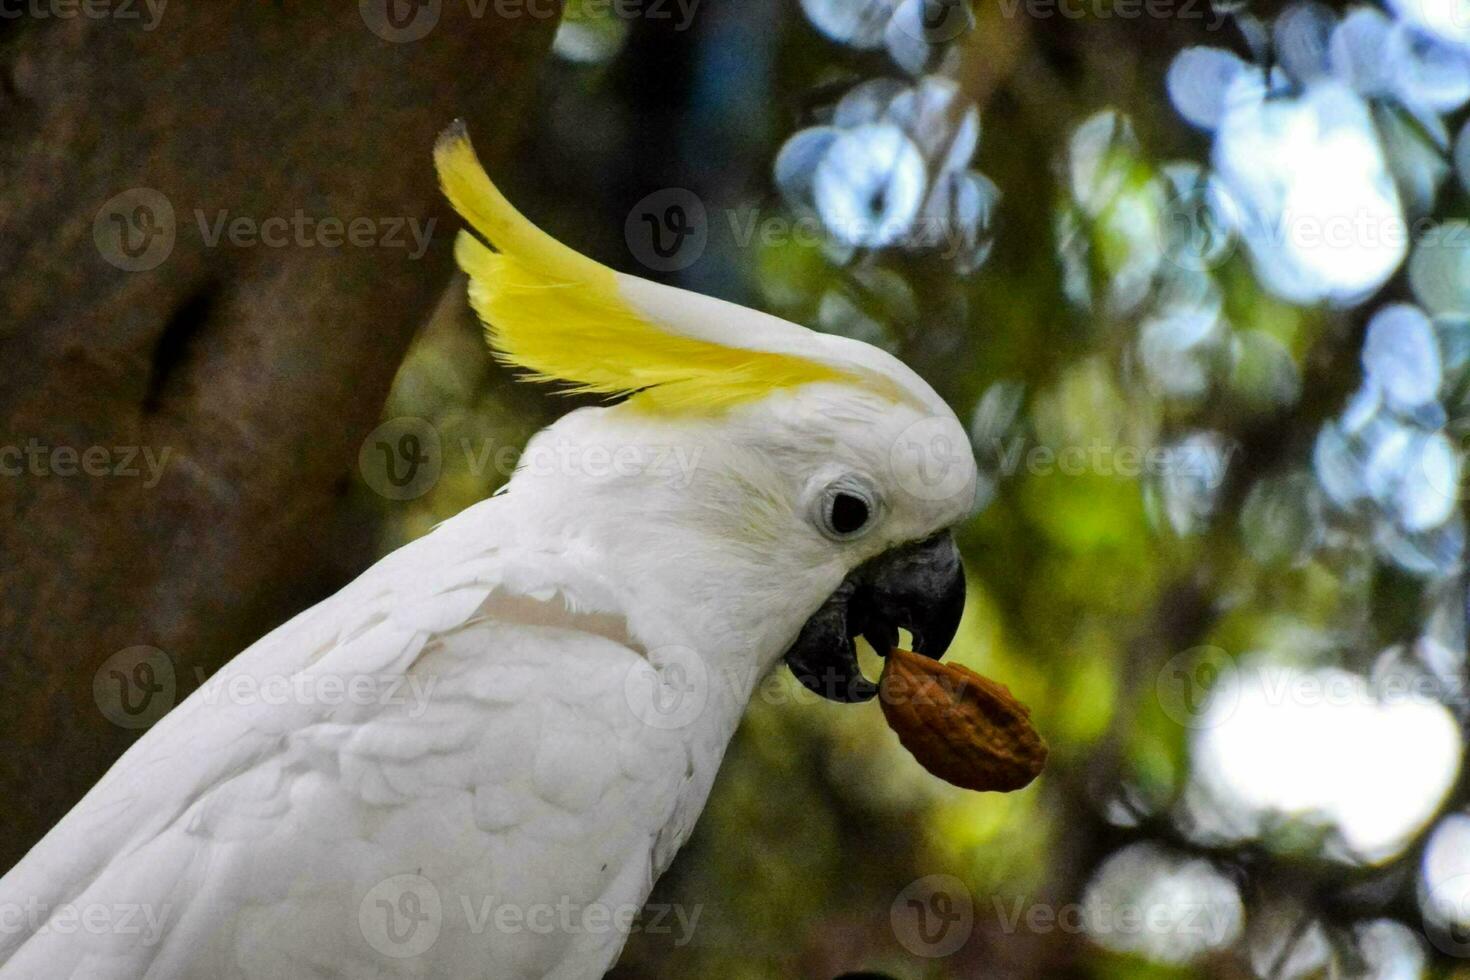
[0,123,977,979]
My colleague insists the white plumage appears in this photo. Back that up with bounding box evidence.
[0,126,978,978]
[0,488,728,978]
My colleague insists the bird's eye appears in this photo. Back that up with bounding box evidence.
[816,480,880,540]
[829,493,869,535]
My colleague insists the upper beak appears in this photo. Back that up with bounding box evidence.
[783,530,966,703]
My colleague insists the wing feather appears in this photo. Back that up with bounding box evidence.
[0,495,683,979]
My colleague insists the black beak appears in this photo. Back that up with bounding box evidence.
[783,530,966,703]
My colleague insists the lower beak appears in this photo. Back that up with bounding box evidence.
[783,530,966,703]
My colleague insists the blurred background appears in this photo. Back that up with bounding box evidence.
[9,0,1470,976]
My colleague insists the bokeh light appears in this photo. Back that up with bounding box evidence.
[1189,661,1461,863]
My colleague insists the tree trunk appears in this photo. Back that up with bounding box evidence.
[0,1,560,872]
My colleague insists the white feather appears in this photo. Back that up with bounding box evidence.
[0,489,737,979]
[0,364,977,978]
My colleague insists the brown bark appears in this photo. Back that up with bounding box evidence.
[0,1,560,872]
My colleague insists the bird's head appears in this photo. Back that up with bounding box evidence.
[436,123,977,703]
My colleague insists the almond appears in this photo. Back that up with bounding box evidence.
[879,647,1047,793]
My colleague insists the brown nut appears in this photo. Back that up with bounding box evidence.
[879,647,1048,793]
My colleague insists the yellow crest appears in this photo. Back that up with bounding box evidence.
[434,122,873,414]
